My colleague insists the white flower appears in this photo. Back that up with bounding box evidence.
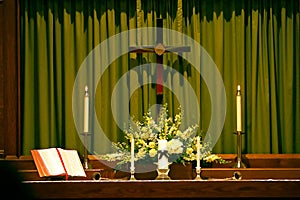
[140,131,151,140]
[167,139,183,154]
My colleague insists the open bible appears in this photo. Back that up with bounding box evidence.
[31,148,86,180]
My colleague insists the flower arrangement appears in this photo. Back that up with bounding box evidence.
[98,103,228,168]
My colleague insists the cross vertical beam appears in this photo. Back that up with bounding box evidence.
[156,18,163,104]
[129,18,190,105]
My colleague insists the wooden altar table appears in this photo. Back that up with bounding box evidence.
[24,179,300,199]
[2,154,300,199]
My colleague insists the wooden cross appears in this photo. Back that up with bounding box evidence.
[129,18,190,104]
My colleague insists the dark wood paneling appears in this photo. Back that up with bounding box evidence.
[0,0,5,158]
[0,0,20,158]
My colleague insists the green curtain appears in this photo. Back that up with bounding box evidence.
[20,0,300,157]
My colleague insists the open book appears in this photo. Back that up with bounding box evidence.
[31,148,86,179]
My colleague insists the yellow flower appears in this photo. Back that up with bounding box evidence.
[183,154,196,161]
[149,149,157,157]
[141,126,148,133]
[148,141,156,149]
[203,154,220,163]
[186,147,194,155]
[136,149,146,159]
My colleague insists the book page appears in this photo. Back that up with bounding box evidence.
[31,149,50,177]
[37,148,66,176]
[58,148,86,177]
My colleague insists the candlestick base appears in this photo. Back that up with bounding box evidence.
[194,167,203,180]
[129,170,136,180]
[129,165,136,180]
[83,159,89,170]
[155,169,171,180]
[80,132,92,169]
[232,160,247,168]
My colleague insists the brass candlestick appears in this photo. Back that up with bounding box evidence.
[82,86,90,170]
[232,131,246,168]
[194,167,203,180]
[194,136,203,180]
[81,132,91,169]
[130,168,136,180]
[233,85,246,168]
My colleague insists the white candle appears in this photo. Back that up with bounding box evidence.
[158,139,168,169]
[236,85,242,132]
[83,86,89,133]
[131,136,135,169]
[196,136,200,168]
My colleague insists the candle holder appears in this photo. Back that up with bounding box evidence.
[232,131,246,168]
[154,161,171,180]
[155,168,171,180]
[194,166,203,180]
[80,132,91,169]
[129,166,136,180]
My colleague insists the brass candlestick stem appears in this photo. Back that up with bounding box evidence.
[84,132,88,169]
[232,131,246,168]
[129,165,136,180]
[81,132,91,169]
[130,170,136,180]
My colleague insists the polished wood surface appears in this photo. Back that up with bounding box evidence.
[9,154,300,181]
[18,167,300,181]
[24,179,300,199]
[2,154,300,199]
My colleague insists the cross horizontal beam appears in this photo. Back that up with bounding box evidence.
[129,46,191,55]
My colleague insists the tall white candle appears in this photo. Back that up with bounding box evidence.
[236,85,242,132]
[83,86,89,133]
[158,139,168,169]
[196,136,200,168]
[131,136,135,169]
